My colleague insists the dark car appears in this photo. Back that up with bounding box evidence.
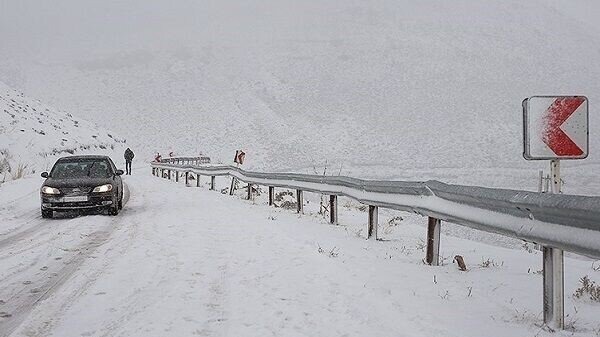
[40,155,124,218]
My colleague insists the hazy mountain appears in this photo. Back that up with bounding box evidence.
[1,0,599,190]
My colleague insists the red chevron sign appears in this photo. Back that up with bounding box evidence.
[234,150,246,165]
[542,97,585,156]
[523,96,588,160]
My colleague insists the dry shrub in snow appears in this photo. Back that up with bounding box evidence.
[274,190,297,210]
[356,204,368,212]
[0,150,11,183]
[414,239,426,252]
[383,216,403,234]
[0,150,29,183]
[478,258,503,268]
[574,276,600,302]
[10,163,28,180]
[317,244,339,258]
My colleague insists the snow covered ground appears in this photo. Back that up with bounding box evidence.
[1,166,598,337]
[0,80,127,184]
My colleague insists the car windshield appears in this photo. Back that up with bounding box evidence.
[51,159,112,179]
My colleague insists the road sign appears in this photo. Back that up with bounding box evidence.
[234,150,246,165]
[523,96,588,160]
[230,150,245,195]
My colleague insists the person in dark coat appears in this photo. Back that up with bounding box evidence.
[124,148,135,175]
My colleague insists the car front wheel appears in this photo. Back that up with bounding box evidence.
[109,201,119,215]
[109,193,120,215]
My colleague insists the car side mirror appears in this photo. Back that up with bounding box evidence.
[116,169,124,176]
[41,172,49,178]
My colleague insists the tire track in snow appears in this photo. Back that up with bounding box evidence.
[0,183,131,337]
[0,223,114,337]
[0,212,47,251]
[198,259,231,337]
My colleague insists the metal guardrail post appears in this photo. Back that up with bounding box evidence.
[168,170,171,180]
[296,190,304,214]
[210,176,216,190]
[247,183,252,200]
[196,173,201,187]
[185,172,189,185]
[543,247,564,330]
[329,195,338,225]
[543,159,564,330]
[368,205,378,239]
[426,217,441,266]
[229,177,237,195]
[268,186,274,206]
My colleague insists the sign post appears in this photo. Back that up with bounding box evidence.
[229,150,246,195]
[522,95,589,330]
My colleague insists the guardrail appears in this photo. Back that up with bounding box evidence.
[160,156,211,165]
[150,159,600,330]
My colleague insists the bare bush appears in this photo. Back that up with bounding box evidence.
[521,242,535,253]
[0,149,29,182]
[317,244,339,258]
[356,204,368,212]
[10,162,28,180]
[574,276,600,302]
[478,258,503,268]
[274,190,297,210]
[527,268,543,275]
[383,216,403,234]
[0,149,12,182]
[415,239,426,252]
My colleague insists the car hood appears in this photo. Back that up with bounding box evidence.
[43,177,115,188]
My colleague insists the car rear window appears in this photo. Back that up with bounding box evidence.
[51,159,113,179]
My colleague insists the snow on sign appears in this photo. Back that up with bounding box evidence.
[523,96,589,160]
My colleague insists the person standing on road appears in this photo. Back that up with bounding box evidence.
[124,148,135,175]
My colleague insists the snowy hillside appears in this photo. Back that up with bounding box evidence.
[1,1,600,193]
[0,81,127,183]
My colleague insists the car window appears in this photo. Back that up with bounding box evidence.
[51,159,113,178]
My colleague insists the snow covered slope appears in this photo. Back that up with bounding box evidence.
[1,1,599,193]
[0,81,127,183]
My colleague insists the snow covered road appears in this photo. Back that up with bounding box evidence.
[0,177,130,336]
[1,169,599,337]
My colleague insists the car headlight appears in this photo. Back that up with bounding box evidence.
[92,184,113,193]
[41,186,61,195]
